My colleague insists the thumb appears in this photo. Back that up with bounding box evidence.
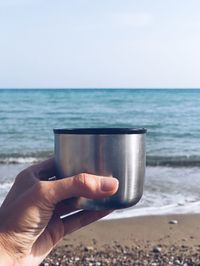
[41,173,119,205]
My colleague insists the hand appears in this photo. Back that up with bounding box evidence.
[0,158,118,266]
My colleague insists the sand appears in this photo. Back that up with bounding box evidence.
[41,214,200,265]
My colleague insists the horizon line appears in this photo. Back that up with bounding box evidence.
[1,87,200,90]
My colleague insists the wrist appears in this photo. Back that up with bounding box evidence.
[0,235,14,266]
[0,234,31,266]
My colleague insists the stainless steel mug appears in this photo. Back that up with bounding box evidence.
[54,128,146,210]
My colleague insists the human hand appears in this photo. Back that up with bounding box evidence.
[0,158,118,266]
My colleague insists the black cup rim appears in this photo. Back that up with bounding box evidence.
[54,128,147,135]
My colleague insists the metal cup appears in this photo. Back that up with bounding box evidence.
[54,128,146,210]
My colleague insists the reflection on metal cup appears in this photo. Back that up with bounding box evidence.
[54,128,146,210]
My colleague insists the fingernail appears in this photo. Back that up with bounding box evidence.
[100,177,118,192]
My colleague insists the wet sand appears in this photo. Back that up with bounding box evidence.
[41,214,200,265]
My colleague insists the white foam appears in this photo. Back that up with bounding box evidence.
[0,157,40,164]
[0,183,12,190]
[104,201,200,220]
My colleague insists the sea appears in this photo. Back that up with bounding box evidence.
[1,88,200,220]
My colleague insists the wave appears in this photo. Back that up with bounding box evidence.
[147,155,200,167]
[0,157,42,164]
[1,152,200,167]
[0,151,53,164]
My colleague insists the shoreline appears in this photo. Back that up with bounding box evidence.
[42,214,200,265]
[61,213,200,247]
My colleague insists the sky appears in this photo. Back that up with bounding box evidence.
[0,0,200,88]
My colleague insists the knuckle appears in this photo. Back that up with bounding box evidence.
[15,168,32,183]
[74,173,87,187]
[73,173,99,195]
[15,173,23,183]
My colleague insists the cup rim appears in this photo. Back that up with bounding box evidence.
[54,128,147,135]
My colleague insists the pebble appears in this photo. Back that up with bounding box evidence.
[40,242,200,266]
[85,246,94,251]
[169,220,178,224]
[152,246,162,253]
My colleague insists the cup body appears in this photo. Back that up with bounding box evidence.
[54,128,146,210]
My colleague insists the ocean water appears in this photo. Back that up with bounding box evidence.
[0,88,200,218]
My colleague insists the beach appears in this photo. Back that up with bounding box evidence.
[1,89,200,265]
[41,214,200,265]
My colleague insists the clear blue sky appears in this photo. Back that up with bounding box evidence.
[0,0,200,88]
